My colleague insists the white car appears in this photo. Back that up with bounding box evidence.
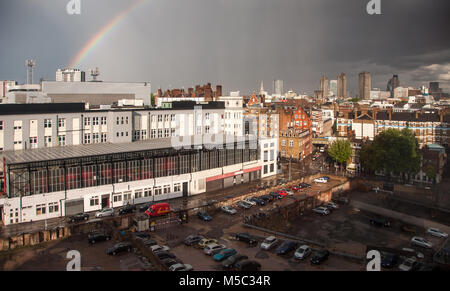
[151,245,170,252]
[95,207,114,218]
[312,207,330,216]
[399,257,418,271]
[243,198,257,206]
[411,236,433,249]
[169,263,193,271]
[221,206,237,215]
[427,228,448,238]
[260,236,278,250]
[204,243,226,256]
[314,178,328,183]
[294,245,312,260]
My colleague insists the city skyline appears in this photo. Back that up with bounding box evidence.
[0,0,449,96]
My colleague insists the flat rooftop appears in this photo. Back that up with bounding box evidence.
[1,135,258,165]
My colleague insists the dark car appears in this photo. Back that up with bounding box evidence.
[237,201,252,209]
[235,232,258,245]
[234,260,261,271]
[197,212,212,221]
[68,213,89,223]
[269,192,283,199]
[222,254,249,269]
[155,251,176,260]
[139,203,154,212]
[134,232,151,239]
[106,242,133,255]
[276,241,299,255]
[381,252,399,268]
[118,204,136,215]
[370,218,391,227]
[184,234,204,246]
[250,197,266,206]
[299,183,311,188]
[88,232,111,244]
[141,238,158,247]
[261,195,274,202]
[310,250,329,265]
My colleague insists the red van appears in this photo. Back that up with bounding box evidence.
[145,203,170,217]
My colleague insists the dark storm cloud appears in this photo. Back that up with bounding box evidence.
[0,0,449,95]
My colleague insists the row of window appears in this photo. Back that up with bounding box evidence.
[85,117,107,126]
[84,133,108,144]
[36,202,59,215]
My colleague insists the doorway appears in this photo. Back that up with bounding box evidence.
[182,182,188,198]
[101,194,110,208]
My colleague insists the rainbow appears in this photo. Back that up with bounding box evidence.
[69,0,146,68]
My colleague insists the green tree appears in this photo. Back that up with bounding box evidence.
[423,164,436,184]
[327,139,352,172]
[360,128,421,181]
[150,93,156,106]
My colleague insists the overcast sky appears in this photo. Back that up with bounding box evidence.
[1,0,449,96]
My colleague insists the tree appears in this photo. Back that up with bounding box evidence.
[360,128,421,181]
[150,93,156,106]
[423,164,436,184]
[327,139,352,172]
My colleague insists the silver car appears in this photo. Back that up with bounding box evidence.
[411,236,432,249]
[312,207,330,216]
[427,228,448,238]
[294,245,312,260]
[221,206,237,215]
[260,236,278,250]
[95,207,114,218]
[204,243,226,255]
[399,257,418,271]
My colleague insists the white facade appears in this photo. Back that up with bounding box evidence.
[56,69,85,82]
[218,95,244,136]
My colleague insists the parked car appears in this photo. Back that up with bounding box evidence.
[68,213,89,223]
[370,218,391,227]
[198,238,218,248]
[260,236,278,250]
[314,178,328,183]
[399,257,418,271]
[243,198,257,206]
[283,189,294,195]
[150,245,170,252]
[235,232,258,245]
[294,245,312,260]
[323,202,339,210]
[155,251,176,260]
[312,207,330,216]
[290,185,302,191]
[134,232,150,239]
[269,192,283,200]
[234,260,261,271]
[250,197,266,206]
[204,243,226,256]
[322,176,330,181]
[213,248,237,261]
[237,201,252,209]
[258,195,272,203]
[334,196,349,204]
[310,250,329,265]
[197,211,212,221]
[169,263,193,271]
[427,228,448,238]
[411,236,433,249]
[145,203,170,217]
[277,190,288,197]
[222,254,248,269]
[162,258,182,268]
[141,238,158,247]
[88,232,111,244]
[95,207,114,218]
[106,242,132,255]
[299,183,311,188]
[118,204,136,215]
[381,252,399,269]
[276,240,299,255]
[184,234,204,246]
[221,206,237,215]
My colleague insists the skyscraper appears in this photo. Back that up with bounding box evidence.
[329,80,337,97]
[337,73,347,98]
[274,79,284,95]
[358,72,371,100]
[319,75,329,100]
[386,75,400,92]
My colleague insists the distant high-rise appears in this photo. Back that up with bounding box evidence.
[358,72,371,100]
[337,73,347,98]
[386,75,400,92]
[319,75,329,100]
[56,68,85,82]
[274,79,284,95]
[429,82,440,93]
[329,80,337,97]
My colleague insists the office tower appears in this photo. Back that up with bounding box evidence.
[386,75,400,92]
[329,80,337,97]
[319,75,329,100]
[274,79,284,95]
[337,73,347,98]
[358,72,371,100]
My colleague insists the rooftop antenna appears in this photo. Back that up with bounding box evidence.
[90,67,100,82]
[26,59,36,84]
